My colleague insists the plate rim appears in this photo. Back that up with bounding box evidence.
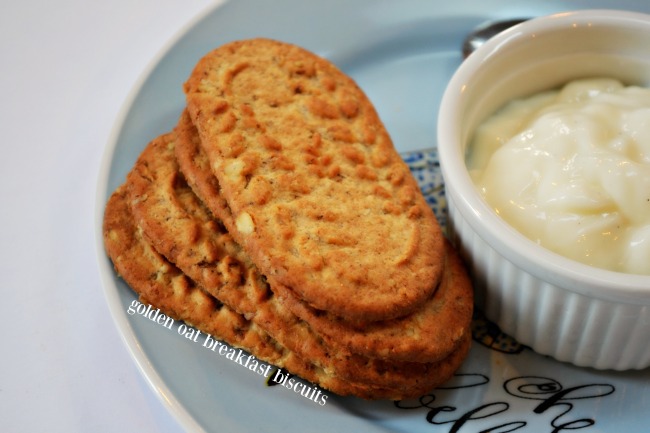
[93,1,650,432]
[93,2,230,432]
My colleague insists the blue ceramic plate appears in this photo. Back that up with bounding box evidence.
[96,1,650,431]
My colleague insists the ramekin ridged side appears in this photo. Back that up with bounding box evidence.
[447,192,650,371]
[438,10,650,372]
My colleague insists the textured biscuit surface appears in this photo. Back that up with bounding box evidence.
[272,240,474,363]
[184,38,445,322]
[104,182,461,400]
[175,110,232,228]
[175,114,473,363]
[102,38,476,401]
[135,129,466,390]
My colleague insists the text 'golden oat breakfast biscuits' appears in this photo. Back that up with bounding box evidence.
[130,129,467,391]
[105,178,460,400]
[102,37,475,402]
[184,38,446,322]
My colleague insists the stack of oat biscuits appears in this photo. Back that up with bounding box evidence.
[103,38,474,400]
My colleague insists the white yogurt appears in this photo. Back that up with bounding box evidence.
[467,78,650,275]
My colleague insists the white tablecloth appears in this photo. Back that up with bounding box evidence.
[2,1,213,431]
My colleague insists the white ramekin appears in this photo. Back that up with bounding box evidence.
[438,9,650,370]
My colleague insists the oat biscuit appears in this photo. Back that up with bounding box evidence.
[184,38,445,322]
[103,184,469,400]
[126,131,244,302]
[175,109,233,229]
[131,130,467,390]
[103,38,476,401]
[271,240,474,363]
[104,185,278,364]
[175,113,473,363]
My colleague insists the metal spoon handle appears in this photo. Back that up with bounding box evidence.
[462,18,529,59]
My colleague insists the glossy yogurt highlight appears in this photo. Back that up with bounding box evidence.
[467,78,650,275]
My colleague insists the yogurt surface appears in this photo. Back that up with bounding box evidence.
[467,78,650,275]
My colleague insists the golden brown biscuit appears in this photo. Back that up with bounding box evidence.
[271,240,474,363]
[175,115,473,363]
[132,129,467,389]
[103,183,470,400]
[184,38,445,322]
[174,109,232,230]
